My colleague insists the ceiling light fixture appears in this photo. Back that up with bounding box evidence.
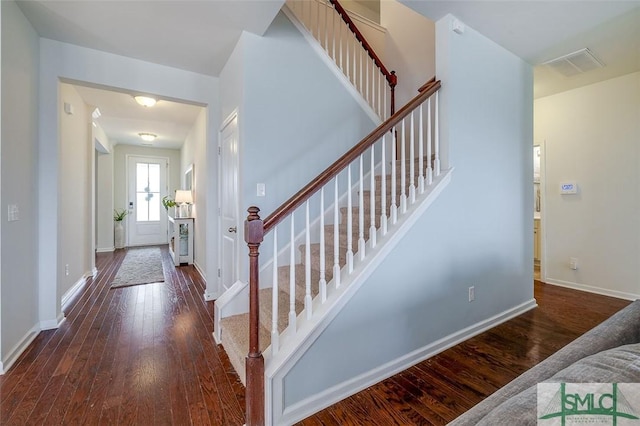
[138,132,157,142]
[134,95,157,107]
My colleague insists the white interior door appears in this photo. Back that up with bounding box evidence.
[219,113,239,292]
[127,156,168,246]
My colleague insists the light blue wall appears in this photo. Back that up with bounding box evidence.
[232,12,376,281]
[1,0,41,370]
[241,12,375,218]
[283,13,534,409]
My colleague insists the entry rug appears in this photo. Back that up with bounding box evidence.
[110,247,165,288]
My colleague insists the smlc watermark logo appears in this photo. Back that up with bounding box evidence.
[538,383,640,425]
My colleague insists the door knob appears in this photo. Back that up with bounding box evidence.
[228,227,237,233]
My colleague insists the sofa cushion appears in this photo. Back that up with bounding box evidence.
[476,343,640,426]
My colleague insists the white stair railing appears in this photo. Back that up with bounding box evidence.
[285,0,397,120]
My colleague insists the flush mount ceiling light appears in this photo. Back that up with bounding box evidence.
[138,132,157,142]
[134,95,157,107]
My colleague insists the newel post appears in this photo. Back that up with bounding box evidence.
[245,206,265,426]
[389,70,398,116]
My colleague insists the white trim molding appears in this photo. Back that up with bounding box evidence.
[0,324,41,375]
[545,278,639,301]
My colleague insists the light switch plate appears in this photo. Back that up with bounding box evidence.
[257,183,266,197]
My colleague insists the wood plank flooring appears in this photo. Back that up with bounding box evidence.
[0,246,631,426]
[0,246,245,425]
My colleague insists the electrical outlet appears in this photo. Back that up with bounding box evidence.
[468,286,475,302]
[65,264,70,276]
[569,257,578,270]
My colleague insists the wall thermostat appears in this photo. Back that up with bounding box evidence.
[560,182,578,194]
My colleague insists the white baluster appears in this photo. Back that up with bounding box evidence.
[345,32,350,83]
[319,188,327,303]
[400,118,407,214]
[305,201,312,319]
[391,127,397,224]
[324,0,329,51]
[316,0,320,41]
[381,133,388,235]
[358,154,365,261]
[418,104,425,194]
[434,91,441,176]
[271,226,279,355]
[289,215,296,331]
[365,57,370,107]
[427,97,433,185]
[359,50,363,100]
[346,165,354,273]
[369,145,377,249]
[353,37,358,87]
[409,111,416,204]
[339,18,343,71]
[333,177,341,288]
[384,82,388,121]
[331,6,336,60]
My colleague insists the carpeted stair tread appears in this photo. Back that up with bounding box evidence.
[220,313,270,385]
[259,287,303,333]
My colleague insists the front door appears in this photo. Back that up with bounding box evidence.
[219,113,239,292]
[127,156,168,246]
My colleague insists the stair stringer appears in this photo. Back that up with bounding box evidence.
[281,4,382,126]
[265,168,453,425]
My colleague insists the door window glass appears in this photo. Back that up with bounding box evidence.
[136,163,161,222]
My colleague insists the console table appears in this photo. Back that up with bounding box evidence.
[168,216,194,266]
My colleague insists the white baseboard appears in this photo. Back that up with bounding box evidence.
[96,247,115,253]
[194,261,206,281]
[1,323,41,374]
[545,278,639,301]
[61,275,88,309]
[40,312,65,330]
[278,298,538,425]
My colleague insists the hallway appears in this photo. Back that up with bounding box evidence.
[0,247,244,425]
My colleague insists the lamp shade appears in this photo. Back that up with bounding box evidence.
[175,190,193,204]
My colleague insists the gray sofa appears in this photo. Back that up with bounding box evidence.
[450,300,640,425]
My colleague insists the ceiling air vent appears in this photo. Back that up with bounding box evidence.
[543,48,605,77]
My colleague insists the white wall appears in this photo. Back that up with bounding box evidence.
[95,124,114,252]
[282,13,534,413]
[58,83,93,300]
[380,0,435,108]
[1,0,40,371]
[38,39,220,325]
[180,108,207,275]
[535,71,640,299]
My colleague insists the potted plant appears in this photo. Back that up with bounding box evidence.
[113,208,128,249]
[162,196,177,215]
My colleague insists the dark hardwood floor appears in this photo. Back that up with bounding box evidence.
[0,246,245,425]
[0,247,631,425]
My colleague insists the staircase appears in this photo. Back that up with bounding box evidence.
[220,157,426,383]
[213,1,450,424]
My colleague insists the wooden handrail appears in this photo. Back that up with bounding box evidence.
[328,0,397,114]
[263,78,440,233]
[329,0,396,86]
